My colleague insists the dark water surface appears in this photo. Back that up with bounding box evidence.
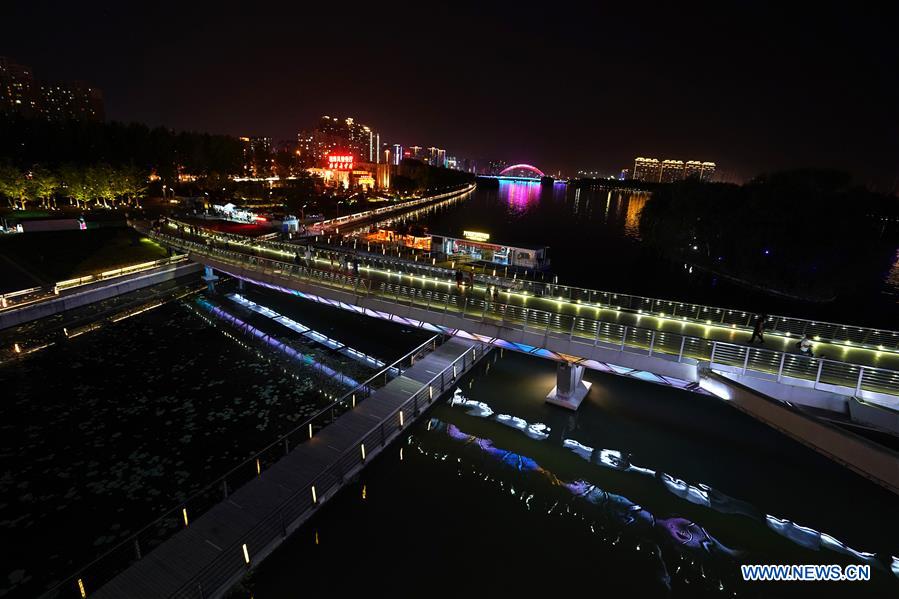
[247,351,899,598]
[0,282,430,597]
[405,182,899,329]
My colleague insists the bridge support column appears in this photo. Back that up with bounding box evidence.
[238,278,245,291]
[546,361,591,410]
[202,265,220,293]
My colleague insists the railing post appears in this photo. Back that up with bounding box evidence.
[709,341,717,365]
[569,317,577,340]
[854,367,865,397]
[648,330,656,356]
[776,352,786,382]
[742,348,750,375]
[593,321,601,347]
[134,538,142,560]
[814,359,824,386]
[620,326,628,350]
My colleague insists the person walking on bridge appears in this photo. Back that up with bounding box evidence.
[748,313,767,344]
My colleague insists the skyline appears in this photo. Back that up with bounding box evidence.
[3,2,899,187]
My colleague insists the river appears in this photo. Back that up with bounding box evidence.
[391,181,899,329]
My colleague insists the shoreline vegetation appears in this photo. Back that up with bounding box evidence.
[638,170,899,303]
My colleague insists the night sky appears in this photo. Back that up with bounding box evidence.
[4,2,898,186]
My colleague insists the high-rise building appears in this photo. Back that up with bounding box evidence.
[632,156,716,182]
[0,56,103,121]
[240,136,274,177]
[633,158,661,181]
[307,115,380,164]
[660,160,685,183]
[391,144,403,166]
[408,146,424,160]
[39,81,104,122]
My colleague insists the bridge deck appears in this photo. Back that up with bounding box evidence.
[92,337,484,599]
[148,222,899,373]
[144,225,899,371]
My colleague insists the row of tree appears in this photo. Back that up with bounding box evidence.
[0,163,148,210]
[0,115,244,179]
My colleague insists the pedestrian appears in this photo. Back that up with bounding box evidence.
[353,257,359,275]
[748,313,766,344]
[455,270,463,289]
[797,334,815,358]
[492,286,499,303]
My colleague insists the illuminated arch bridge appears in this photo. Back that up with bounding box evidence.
[497,163,546,179]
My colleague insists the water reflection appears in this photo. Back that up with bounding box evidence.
[426,418,738,593]
[500,180,542,215]
[444,388,899,581]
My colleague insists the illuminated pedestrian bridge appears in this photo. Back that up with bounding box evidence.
[497,163,546,179]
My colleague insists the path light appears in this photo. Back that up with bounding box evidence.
[399,410,404,427]
[308,423,313,439]
[311,485,317,504]
[360,443,366,461]
[182,508,189,527]
[256,459,261,475]
[78,578,87,598]
[242,543,250,565]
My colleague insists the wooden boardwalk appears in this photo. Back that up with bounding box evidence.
[92,337,486,599]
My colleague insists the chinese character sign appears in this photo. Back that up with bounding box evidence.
[327,154,354,170]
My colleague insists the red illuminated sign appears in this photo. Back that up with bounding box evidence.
[327,154,354,170]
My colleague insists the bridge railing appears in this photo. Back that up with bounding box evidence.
[314,183,475,231]
[0,255,189,312]
[167,339,490,599]
[148,231,899,401]
[154,215,899,354]
[42,322,441,599]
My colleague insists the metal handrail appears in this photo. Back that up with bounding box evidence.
[170,339,488,598]
[314,183,475,231]
[150,232,899,401]
[154,216,899,353]
[41,320,440,599]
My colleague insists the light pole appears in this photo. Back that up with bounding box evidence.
[336,200,344,218]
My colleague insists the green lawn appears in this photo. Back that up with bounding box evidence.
[0,227,169,290]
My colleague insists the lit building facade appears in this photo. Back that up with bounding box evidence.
[1,56,103,121]
[632,156,716,182]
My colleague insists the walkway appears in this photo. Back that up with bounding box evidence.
[144,222,899,374]
[87,337,487,599]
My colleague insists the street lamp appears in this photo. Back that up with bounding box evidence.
[336,200,344,217]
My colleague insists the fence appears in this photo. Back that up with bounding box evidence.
[153,216,899,353]
[147,230,899,401]
[43,334,442,599]
[0,255,188,312]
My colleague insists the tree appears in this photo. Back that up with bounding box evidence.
[0,164,29,209]
[120,165,148,207]
[29,166,59,209]
[59,164,90,209]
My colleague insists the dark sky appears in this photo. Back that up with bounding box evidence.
[4,2,899,186]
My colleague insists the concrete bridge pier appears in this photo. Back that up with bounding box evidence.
[546,361,592,410]
[202,266,220,293]
[237,278,246,291]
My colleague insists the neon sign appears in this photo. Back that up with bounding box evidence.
[463,230,490,242]
[327,154,354,170]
